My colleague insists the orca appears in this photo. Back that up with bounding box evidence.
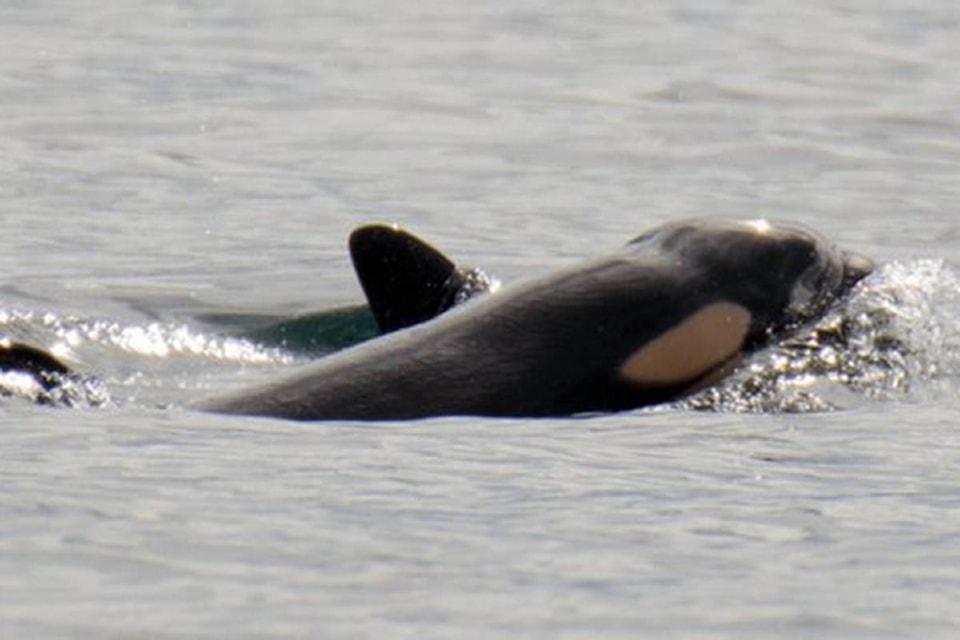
[194,225,495,355]
[201,218,874,421]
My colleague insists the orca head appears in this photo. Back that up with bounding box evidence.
[630,218,873,335]
[730,218,873,331]
[616,219,874,393]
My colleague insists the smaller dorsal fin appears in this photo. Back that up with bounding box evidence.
[349,225,470,334]
[0,341,72,390]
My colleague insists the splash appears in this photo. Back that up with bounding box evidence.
[454,267,501,304]
[0,310,288,364]
[682,259,960,413]
[0,368,110,409]
[1,309,289,409]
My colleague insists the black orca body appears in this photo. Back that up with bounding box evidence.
[202,219,873,421]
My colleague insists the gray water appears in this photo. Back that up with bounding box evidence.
[3,1,960,637]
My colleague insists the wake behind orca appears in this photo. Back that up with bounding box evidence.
[201,218,873,420]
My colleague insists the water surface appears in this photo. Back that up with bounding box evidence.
[3,1,960,637]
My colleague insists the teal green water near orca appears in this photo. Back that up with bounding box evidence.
[200,305,378,355]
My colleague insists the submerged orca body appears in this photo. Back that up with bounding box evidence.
[202,219,873,421]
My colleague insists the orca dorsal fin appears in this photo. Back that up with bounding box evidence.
[0,340,72,391]
[348,225,471,334]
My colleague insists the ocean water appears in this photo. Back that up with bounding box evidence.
[3,0,960,637]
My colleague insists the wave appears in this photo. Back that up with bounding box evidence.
[682,259,960,412]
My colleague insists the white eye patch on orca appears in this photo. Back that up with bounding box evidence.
[618,301,753,387]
